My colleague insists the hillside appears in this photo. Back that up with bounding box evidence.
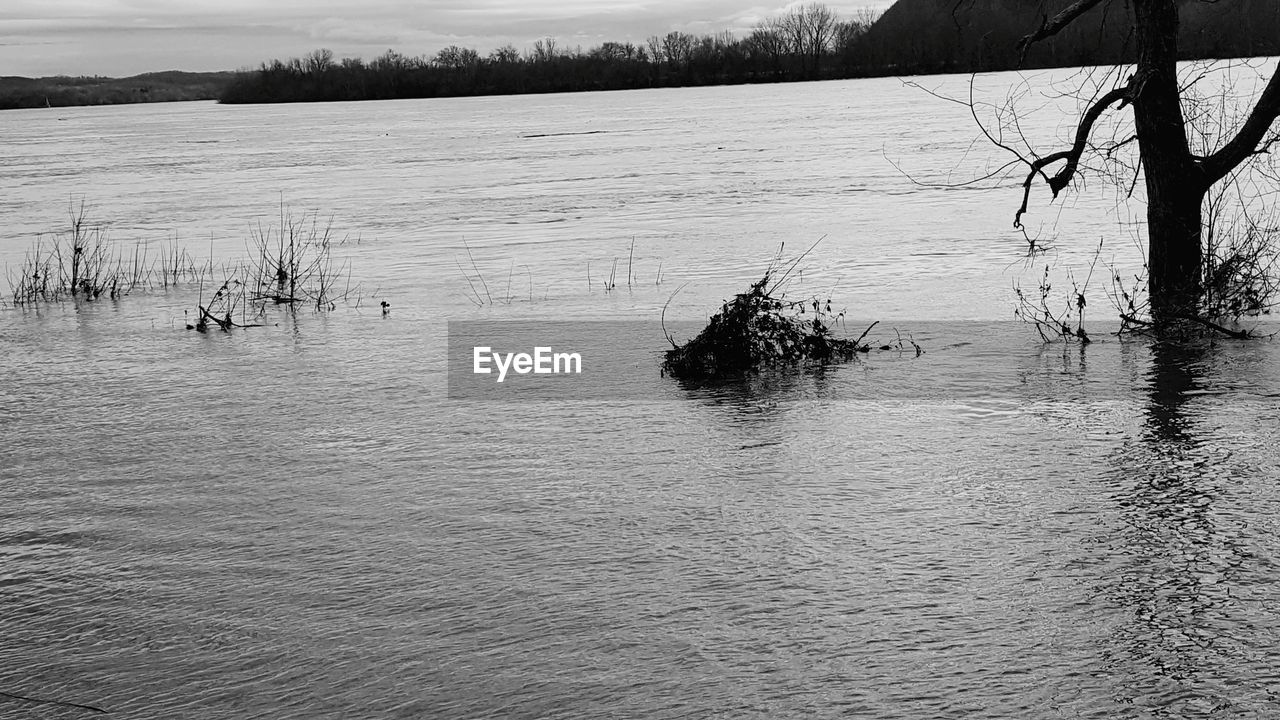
[0,71,236,110]
[859,0,1280,75]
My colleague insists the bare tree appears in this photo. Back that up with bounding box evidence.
[748,17,789,80]
[662,31,696,73]
[1013,0,1280,324]
[782,3,838,79]
[489,44,521,65]
[304,49,335,76]
[370,50,409,74]
[530,37,559,64]
[434,46,479,70]
[803,3,839,77]
[590,42,640,62]
[646,35,665,65]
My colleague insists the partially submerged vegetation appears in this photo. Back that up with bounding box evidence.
[662,246,918,380]
[5,201,365,331]
[247,208,356,310]
[662,272,872,378]
[1014,208,1279,344]
[454,236,663,306]
[8,202,155,304]
[1199,209,1280,324]
[191,207,360,332]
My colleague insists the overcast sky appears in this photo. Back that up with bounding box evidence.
[0,0,894,78]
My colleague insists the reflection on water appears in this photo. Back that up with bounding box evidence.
[1096,341,1279,716]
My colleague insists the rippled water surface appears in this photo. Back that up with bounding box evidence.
[3,75,1280,718]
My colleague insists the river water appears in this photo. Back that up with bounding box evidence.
[2,73,1280,718]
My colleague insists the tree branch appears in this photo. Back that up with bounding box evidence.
[1017,0,1109,64]
[1175,313,1251,340]
[1201,66,1280,184]
[1015,82,1133,228]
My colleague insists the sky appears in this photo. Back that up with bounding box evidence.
[0,0,894,78]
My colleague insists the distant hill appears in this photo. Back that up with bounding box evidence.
[0,71,236,110]
[858,0,1280,75]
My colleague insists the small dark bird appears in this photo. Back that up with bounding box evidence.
[380,300,390,315]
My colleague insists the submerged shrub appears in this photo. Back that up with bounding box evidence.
[662,270,876,379]
[9,202,149,304]
[1202,216,1279,321]
[247,206,357,312]
[190,205,361,332]
[3,199,369,331]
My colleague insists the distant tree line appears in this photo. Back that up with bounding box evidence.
[0,72,235,110]
[219,3,882,104]
[220,0,1280,105]
[5,0,1277,111]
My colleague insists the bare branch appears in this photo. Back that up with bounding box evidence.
[1015,81,1134,228]
[884,148,1023,190]
[1202,66,1280,184]
[1017,0,1109,64]
[1102,133,1139,157]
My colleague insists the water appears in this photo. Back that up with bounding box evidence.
[2,75,1280,718]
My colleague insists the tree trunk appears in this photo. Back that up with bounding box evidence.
[1145,181,1205,318]
[1132,0,1206,319]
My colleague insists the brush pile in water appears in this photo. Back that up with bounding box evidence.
[662,271,874,379]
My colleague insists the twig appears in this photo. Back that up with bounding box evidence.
[854,320,879,348]
[454,256,484,306]
[1174,313,1251,339]
[627,238,635,288]
[771,235,826,291]
[461,238,491,304]
[661,282,690,348]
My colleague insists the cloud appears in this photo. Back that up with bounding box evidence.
[303,17,402,46]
